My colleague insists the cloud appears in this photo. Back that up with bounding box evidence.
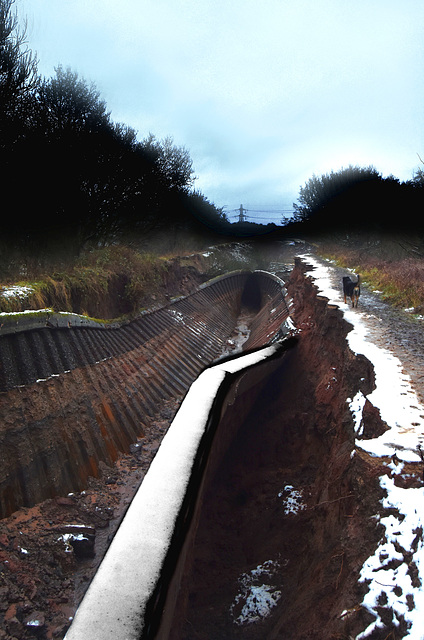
[19,0,424,213]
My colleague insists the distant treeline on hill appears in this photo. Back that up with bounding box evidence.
[2,0,423,271]
[290,166,424,234]
[0,0,230,263]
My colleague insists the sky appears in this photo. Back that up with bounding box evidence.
[17,0,424,225]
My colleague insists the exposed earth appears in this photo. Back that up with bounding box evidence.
[315,254,424,408]
[170,253,424,640]
[1,241,424,639]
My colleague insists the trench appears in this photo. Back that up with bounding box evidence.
[65,258,387,640]
[162,260,384,640]
[0,270,291,519]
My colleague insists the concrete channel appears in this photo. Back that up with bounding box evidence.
[0,267,295,638]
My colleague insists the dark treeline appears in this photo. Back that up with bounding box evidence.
[0,0,229,267]
[3,0,423,273]
[291,165,424,234]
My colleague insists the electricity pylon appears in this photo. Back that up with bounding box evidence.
[238,204,247,223]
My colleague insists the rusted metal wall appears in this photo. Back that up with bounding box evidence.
[0,271,291,518]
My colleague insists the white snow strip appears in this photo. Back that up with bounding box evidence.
[0,308,53,317]
[65,342,280,640]
[300,254,424,639]
[300,254,424,462]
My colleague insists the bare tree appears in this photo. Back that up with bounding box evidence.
[0,0,38,138]
[142,134,195,192]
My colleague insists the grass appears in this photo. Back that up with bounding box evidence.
[0,245,169,319]
[4,230,424,319]
[0,236,267,319]
[318,235,424,313]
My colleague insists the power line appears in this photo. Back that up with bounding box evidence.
[228,214,293,220]
[226,203,294,224]
[228,209,293,214]
[228,215,287,219]
[246,209,294,213]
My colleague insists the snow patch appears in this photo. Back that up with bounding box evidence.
[357,476,424,639]
[167,309,186,324]
[59,533,89,553]
[278,485,306,515]
[348,391,367,436]
[1,284,34,299]
[230,560,282,625]
[26,617,44,627]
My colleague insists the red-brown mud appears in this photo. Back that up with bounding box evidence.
[169,259,417,640]
[0,396,180,639]
[1,251,422,639]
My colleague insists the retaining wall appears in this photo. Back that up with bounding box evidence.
[0,271,291,518]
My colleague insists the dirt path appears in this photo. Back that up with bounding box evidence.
[305,252,424,407]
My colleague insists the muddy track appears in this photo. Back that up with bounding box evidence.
[311,254,424,406]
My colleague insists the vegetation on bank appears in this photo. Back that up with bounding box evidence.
[0,241,271,319]
[318,236,424,314]
[0,246,170,318]
[0,0,229,271]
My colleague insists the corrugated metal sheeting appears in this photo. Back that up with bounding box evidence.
[0,271,291,517]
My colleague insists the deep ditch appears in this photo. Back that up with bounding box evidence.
[169,258,387,640]
[0,253,413,639]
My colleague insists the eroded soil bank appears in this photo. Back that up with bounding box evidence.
[0,252,421,639]
[170,259,417,640]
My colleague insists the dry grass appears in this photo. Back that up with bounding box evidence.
[0,245,169,318]
[319,237,424,313]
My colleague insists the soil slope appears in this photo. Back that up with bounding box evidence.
[0,242,423,639]
[171,257,390,639]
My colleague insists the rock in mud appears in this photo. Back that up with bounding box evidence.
[58,525,96,559]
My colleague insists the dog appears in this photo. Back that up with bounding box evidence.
[342,274,360,307]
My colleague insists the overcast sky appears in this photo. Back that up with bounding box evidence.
[18,0,424,224]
